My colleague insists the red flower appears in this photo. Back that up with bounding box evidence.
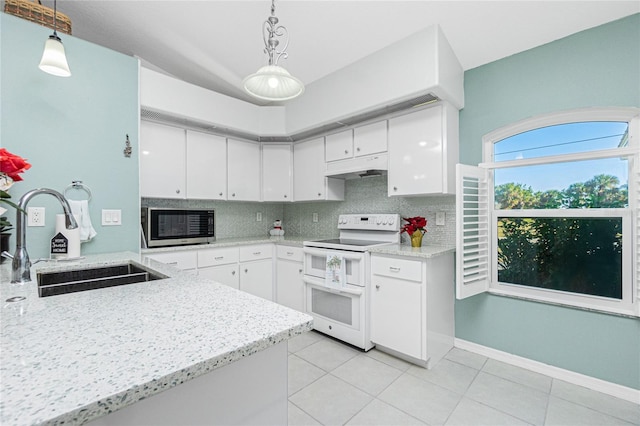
[0,149,31,182]
[400,216,427,236]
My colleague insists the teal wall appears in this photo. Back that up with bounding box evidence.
[1,13,140,259]
[457,14,640,389]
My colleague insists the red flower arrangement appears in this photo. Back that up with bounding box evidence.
[400,216,427,236]
[0,149,32,233]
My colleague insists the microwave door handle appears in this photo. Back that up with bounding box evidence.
[302,276,363,296]
[302,248,363,261]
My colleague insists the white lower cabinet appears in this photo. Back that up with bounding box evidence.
[275,246,304,312]
[197,247,240,289]
[240,259,273,301]
[370,252,454,368]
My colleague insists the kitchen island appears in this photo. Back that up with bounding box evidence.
[0,252,313,425]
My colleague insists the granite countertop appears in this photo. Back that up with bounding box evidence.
[141,235,309,254]
[369,244,455,259]
[0,252,313,426]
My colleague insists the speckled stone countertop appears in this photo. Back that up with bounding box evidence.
[369,244,455,259]
[0,252,313,426]
[141,235,308,253]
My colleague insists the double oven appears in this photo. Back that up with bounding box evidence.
[303,214,400,350]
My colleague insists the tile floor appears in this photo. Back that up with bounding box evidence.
[287,331,640,426]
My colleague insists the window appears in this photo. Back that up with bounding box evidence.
[457,108,639,316]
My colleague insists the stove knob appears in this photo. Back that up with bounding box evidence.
[388,216,395,225]
[382,217,388,225]
[376,216,382,225]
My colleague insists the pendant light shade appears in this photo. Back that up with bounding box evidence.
[243,65,304,101]
[39,34,71,77]
[38,0,71,77]
[244,0,304,102]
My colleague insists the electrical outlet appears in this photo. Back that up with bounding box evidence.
[256,212,262,222]
[312,213,318,223]
[27,207,46,227]
[436,211,446,226]
[102,209,122,226]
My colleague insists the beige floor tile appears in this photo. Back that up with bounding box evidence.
[445,397,531,426]
[407,358,479,395]
[289,375,373,426]
[346,399,426,425]
[482,358,552,393]
[289,354,326,396]
[295,339,360,372]
[289,401,322,426]
[332,354,404,396]
[445,347,488,370]
[545,396,635,426]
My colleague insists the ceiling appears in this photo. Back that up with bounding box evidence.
[50,1,639,106]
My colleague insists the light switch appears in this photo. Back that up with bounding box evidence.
[102,209,122,226]
[435,211,445,226]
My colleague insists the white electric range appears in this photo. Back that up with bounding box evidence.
[302,214,400,350]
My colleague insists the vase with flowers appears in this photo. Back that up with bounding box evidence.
[400,216,427,248]
[0,149,32,261]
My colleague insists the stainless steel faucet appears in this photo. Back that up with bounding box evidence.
[11,188,78,283]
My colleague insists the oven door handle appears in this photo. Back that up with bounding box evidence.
[302,247,364,261]
[303,276,363,296]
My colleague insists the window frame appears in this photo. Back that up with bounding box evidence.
[459,107,639,317]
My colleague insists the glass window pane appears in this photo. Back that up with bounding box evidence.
[494,158,628,209]
[497,217,623,299]
[494,121,628,162]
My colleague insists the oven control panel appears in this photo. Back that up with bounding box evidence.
[337,214,400,231]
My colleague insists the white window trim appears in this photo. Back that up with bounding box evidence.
[456,107,640,317]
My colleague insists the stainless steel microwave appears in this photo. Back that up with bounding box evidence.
[141,208,215,248]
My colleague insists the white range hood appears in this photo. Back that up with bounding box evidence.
[325,153,388,180]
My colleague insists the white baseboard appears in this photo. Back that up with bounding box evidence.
[454,338,640,405]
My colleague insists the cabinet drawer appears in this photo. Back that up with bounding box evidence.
[145,250,197,270]
[276,245,303,262]
[372,256,422,282]
[239,244,273,262]
[198,247,239,268]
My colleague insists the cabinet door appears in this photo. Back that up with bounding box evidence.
[276,259,305,312]
[228,138,261,201]
[354,121,387,157]
[293,138,344,201]
[388,106,443,196]
[325,129,353,162]
[293,137,325,201]
[262,144,292,202]
[140,121,186,198]
[371,275,423,359]
[199,264,240,289]
[240,259,273,301]
[186,130,227,200]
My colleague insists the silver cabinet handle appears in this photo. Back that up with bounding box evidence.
[287,252,294,256]
[253,252,261,255]
[219,192,223,196]
[167,261,178,265]
[232,193,236,197]
[214,256,224,260]
[389,266,401,272]
[284,194,287,198]
[232,270,236,275]
[356,147,361,152]
[244,268,248,273]
[376,284,380,289]
[176,189,180,194]
[393,186,398,191]
[298,269,303,274]
[318,192,322,197]
[344,149,349,154]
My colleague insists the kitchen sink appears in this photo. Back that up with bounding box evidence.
[37,263,168,297]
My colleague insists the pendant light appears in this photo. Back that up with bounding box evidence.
[38,0,71,77]
[243,0,304,101]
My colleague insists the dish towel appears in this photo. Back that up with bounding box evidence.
[325,254,346,289]
[68,200,97,242]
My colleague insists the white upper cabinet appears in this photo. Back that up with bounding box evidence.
[186,130,227,200]
[293,137,344,201]
[354,121,387,157]
[227,138,261,201]
[388,103,459,196]
[262,144,292,202]
[140,121,186,199]
[325,129,353,162]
